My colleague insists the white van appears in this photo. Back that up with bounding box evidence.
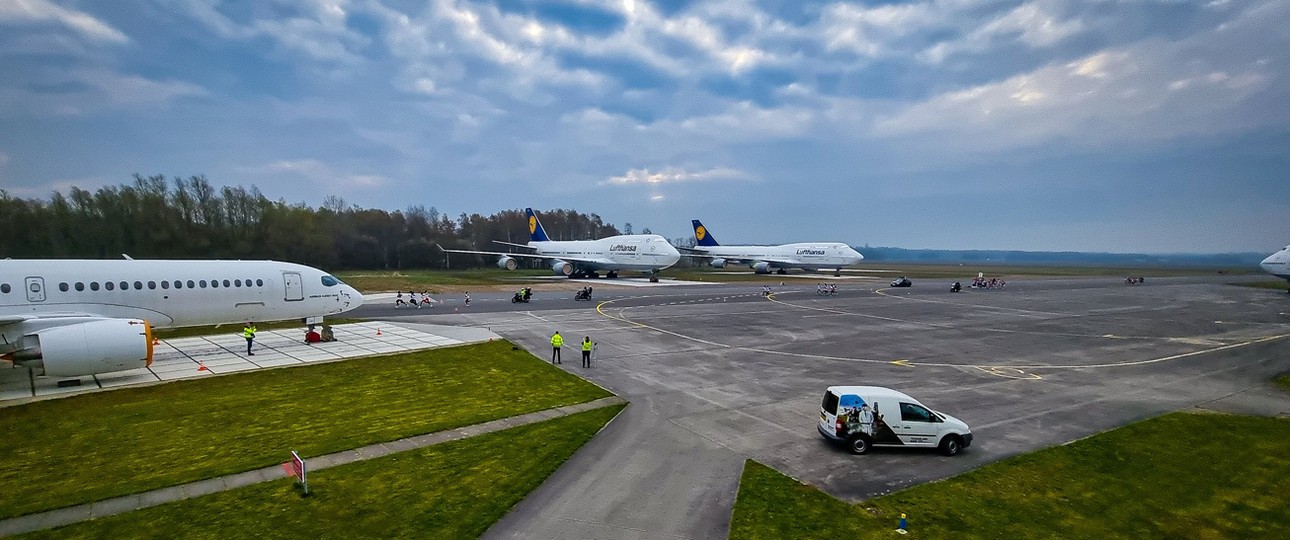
[817,385,973,456]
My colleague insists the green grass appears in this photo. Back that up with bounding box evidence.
[0,340,610,520]
[1231,280,1290,291]
[1276,375,1290,394]
[335,269,552,293]
[335,264,1255,293]
[731,412,1290,539]
[152,318,364,339]
[20,404,624,539]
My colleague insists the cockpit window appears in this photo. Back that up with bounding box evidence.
[321,275,341,287]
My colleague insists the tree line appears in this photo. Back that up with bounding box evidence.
[0,175,638,270]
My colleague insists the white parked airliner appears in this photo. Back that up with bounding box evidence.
[440,208,681,280]
[1261,245,1290,292]
[0,259,361,377]
[683,219,864,276]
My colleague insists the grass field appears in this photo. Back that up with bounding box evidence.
[334,264,1253,293]
[1277,375,1290,394]
[0,340,610,520]
[335,268,553,293]
[1231,280,1290,291]
[20,404,624,539]
[731,412,1290,539]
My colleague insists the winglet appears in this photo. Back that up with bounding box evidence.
[526,208,551,242]
[692,219,720,247]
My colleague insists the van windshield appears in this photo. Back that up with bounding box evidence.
[821,391,839,414]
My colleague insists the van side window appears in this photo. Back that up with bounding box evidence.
[900,402,934,422]
[821,392,839,414]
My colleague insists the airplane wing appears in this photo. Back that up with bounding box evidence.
[492,240,535,250]
[0,313,102,325]
[437,245,617,267]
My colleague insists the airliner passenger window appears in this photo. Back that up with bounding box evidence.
[256,279,264,287]
[90,282,99,291]
[134,281,143,290]
[321,276,339,286]
[59,283,69,292]
[211,279,220,288]
[120,281,128,290]
[75,282,85,291]
[161,281,169,289]
[148,281,156,289]
[187,280,195,289]
[105,282,114,291]
[200,280,207,288]
[223,280,231,287]
[174,281,183,289]
[0,284,9,294]
[235,279,242,287]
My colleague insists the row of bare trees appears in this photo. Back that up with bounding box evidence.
[0,175,626,270]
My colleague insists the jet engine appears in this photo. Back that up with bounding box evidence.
[497,256,517,270]
[752,262,773,274]
[709,258,726,268]
[6,319,154,377]
[551,261,574,276]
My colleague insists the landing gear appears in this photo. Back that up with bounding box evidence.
[647,271,659,283]
[833,270,841,277]
[607,271,619,279]
[776,269,787,275]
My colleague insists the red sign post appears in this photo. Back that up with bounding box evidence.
[286,451,308,495]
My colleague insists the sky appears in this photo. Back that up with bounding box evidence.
[1,0,1287,254]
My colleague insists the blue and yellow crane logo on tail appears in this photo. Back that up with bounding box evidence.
[529,216,537,235]
[695,225,706,241]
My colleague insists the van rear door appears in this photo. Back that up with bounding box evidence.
[819,391,840,437]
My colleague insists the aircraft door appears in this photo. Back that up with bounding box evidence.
[25,277,46,302]
[283,272,304,301]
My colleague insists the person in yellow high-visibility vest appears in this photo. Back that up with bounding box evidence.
[550,331,563,364]
[581,336,593,368]
[243,322,257,356]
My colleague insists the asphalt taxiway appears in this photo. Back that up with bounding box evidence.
[352,276,1290,540]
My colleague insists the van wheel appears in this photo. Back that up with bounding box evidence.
[848,435,871,455]
[939,435,962,456]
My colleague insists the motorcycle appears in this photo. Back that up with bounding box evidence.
[511,288,533,303]
[574,288,592,301]
[950,282,961,293]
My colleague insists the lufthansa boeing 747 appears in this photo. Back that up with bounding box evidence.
[440,208,681,281]
[684,219,863,276]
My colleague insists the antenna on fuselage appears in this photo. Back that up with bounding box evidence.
[122,254,134,260]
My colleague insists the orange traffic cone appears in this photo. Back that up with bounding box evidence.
[152,339,161,346]
[376,328,382,336]
[454,307,459,313]
[197,362,208,372]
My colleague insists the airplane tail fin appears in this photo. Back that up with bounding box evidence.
[526,208,551,242]
[692,219,720,247]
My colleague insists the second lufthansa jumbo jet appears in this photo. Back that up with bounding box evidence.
[684,219,863,276]
[440,208,681,281]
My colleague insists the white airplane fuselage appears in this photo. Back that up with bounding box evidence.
[0,259,361,326]
[1261,246,1290,282]
[693,242,864,272]
[0,259,362,376]
[525,235,682,273]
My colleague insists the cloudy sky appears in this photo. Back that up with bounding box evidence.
[1,0,1287,253]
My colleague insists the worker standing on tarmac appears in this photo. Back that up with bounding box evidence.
[550,331,564,364]
[243,322,257,356]
[581,336,593,368]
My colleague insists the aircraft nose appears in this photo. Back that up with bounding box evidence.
[849,249,864,265]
